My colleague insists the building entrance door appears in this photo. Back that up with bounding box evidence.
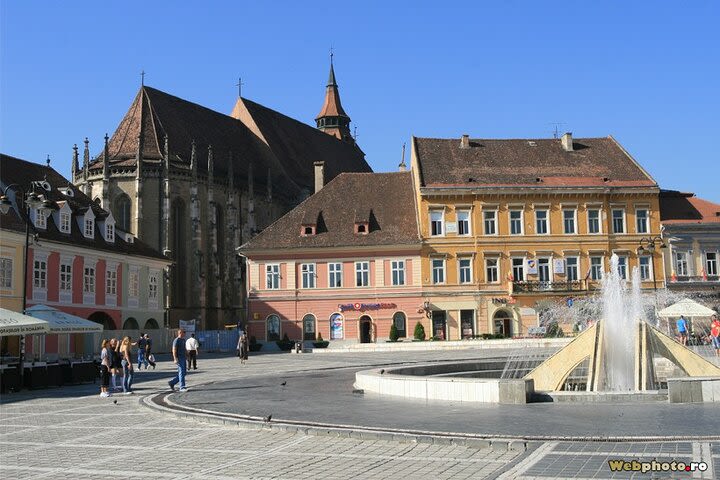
[493,310,513,338]
[432,311,447,340]
[460,309,475,339]
[302,314,316,341]
[359,316,373,343]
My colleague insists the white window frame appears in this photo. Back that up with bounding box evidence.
[509,210,523,235]
[566,256,579,281]
[33,253,48,301]
[429,210,444,237]
[511,257,525,282]
[537,257,552,283]
[265,264,280,290]
[485,258,499,284]
[105,223,115,242]
[59,260,73,303]
[431,258,445,285]
[590,256,604,281]
[105,265,117,307]
[148,270,159,308]
[639,256,652,281]
[617,256,628,280]
[675,252,688,277]
[563,209,576,235]
[483,210,497,236]
[706,252,718,276]
[635,208,649,234]
[301,263,316,289]
[458,257,473,284]
[59,211,71,234]
[355,261,369,287]
[587,209,601,234]
[535,209,549,235]
[84,217,94,238]
[0,257,13,289]
[83,263,96,304]
[457,210,471,236]
[34,208,47,229]
[127,266,139,308]
[328,262,343,288]
[612,209,626,234]
[391,260,405,286]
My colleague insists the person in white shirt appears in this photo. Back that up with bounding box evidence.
[185,333,200,370]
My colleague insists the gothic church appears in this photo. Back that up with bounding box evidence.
[72,62,370,329]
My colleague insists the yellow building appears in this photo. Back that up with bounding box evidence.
[410,133,662,339]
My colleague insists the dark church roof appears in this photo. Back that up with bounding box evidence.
[1,154,166,260]
[239,172,419,251]
[413,136,657,188]
[94,86,371,199]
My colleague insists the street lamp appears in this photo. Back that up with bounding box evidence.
[0,182,54,388]
[636,235,667,291]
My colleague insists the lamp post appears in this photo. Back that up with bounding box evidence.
[636,236,667,292]
[0,183,54,388]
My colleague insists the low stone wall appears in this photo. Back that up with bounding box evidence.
[667,376,720,403]
[354,367,533,404]
[315,337,570,354]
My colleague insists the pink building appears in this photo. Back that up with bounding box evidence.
[240,171,425,344]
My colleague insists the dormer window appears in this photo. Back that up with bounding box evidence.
[84,217,94,238]
[355,222,369,234]
[105,223,115,242]
[59,212,71,233]
[34,209,47,229]
[301,224,316,236]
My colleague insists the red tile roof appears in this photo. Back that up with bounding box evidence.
[413,136,657,188]
[239,172,419,251]
[660,190,720,224]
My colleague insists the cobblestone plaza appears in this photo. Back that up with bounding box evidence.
[1,350,719,479]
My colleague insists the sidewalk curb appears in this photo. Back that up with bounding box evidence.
[140,392,528,451]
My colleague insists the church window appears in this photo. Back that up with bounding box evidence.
[114,194,132,232]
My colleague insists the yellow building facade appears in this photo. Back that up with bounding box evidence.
[411,133,663,340]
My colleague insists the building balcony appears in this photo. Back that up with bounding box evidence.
[512,280,584,293]
[668,276,719,289]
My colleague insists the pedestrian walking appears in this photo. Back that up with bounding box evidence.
[676,315,689,346]
[710,314,720,357]
[137,333,149,370]
[237,328,249,364]
[110,338,122,391]
[186,333,199,370]
[99,339,112,397]
[120,336,134,394]
[168,329,188,392]
[144,333,156,369]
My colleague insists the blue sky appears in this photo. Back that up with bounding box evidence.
[1,1,718,201]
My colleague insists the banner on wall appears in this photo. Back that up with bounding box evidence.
[553,259,565,274]
[179,319,196,334]
[526,259,538,275]
[330,314,344,340]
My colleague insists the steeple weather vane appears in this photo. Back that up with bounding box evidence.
[141,70,146,86]
[236,77,244,97]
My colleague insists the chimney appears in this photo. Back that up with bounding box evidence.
[561,132,573,151]
[314,161,325,193]
[460,134,470,149]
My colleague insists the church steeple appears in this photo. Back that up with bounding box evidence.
[315,54,354,144]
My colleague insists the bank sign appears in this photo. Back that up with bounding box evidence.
[338,302,397,312]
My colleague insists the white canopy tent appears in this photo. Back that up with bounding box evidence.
[25,305,103,334]
[657,298,716,318]
[0,308,50,336]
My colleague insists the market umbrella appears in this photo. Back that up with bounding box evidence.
[0,307,50,335]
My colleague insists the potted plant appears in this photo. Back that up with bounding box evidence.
[413,322,426,341]
[276,333,294,351]
[388,323,399,342]
[248,336,263,352]
[313,332,329,348]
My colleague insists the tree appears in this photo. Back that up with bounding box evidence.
[389,323,399,342]
[413,321,426,341]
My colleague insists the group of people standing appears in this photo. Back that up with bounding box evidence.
[99,333,155,397]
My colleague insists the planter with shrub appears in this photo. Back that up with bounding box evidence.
[276,333,294,351]
[313,332,329,348]
[413,322,426,341]
[248,336,263,352]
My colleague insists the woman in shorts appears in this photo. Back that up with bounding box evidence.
[110,338,122,391]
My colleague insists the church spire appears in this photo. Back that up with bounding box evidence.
[315,54,354,144]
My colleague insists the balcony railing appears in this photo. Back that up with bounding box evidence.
[671,275,719,283]
[513,280,584,293]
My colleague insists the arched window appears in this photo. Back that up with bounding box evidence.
[214,204,224,281]
[266,314,281,341]
[171,198,187,307]
[302,314,316,341]
[329,312,344,340]
[113,194,132,232]
[144,318,159,329]
[392,312,407,338]
[123,317,139,330]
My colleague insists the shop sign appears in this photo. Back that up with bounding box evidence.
[179,319,196,334]
[528,326,547,335]
[330,313,344,340]
[553,259,565,274]
[491,297,516,305]
[338,302,397,312]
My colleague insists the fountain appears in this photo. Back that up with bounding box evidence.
[355,254,720,403]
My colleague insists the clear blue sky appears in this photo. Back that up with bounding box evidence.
[1,1,718,201]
